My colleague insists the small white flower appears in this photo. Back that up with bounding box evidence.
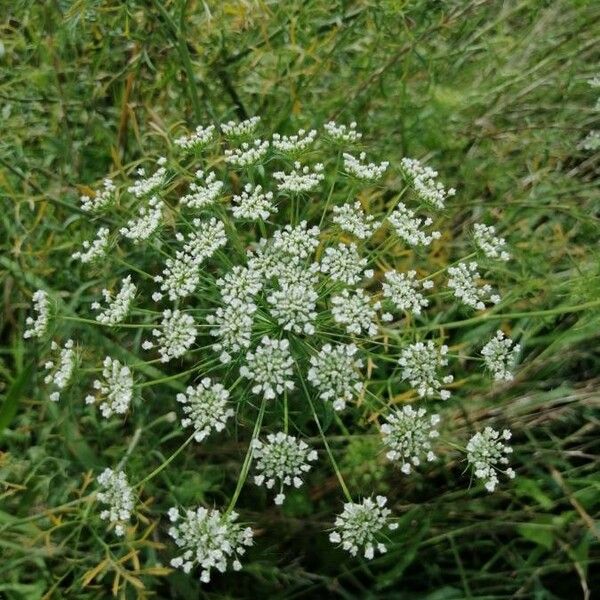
[447,262,500,310]
[180,171,223,209]
[398,341,453,399]
[97,468,134,536]
[331,289,380,337]
[272,221,321,259]
[176,378,233,442]
[145,309,197,362]
[307,343,363,411]
[127,163,167,198]
[167,506,253,582]
[231,184,276,220]
[473,224,510,261]
[240,337,295,400]
[381,406,440,473]
[153,217,228,301]
[80,178,115,212]
[224,138,269,166]
[332,201,379,239]
[72,227,110,263]
[466,427,515,492]
[400,157,455,210]
[44,339,76,402]
[24,290,50,339]
[120,196,163,243]
[217,266,263,307]
[85,356,134,418]
[329,495,397,559]
[267,281,318,335]
[207,303,256,364]
[320,243,373,285]
[343,152,389,181]
[272,128,317,153]
[382,270,433,316]
[91,275,136,325]
[252,432,318,504]
[580,130,600,151]
[388,203,441,246]
[174,125,215,153]
[324,121,362,143]
[273,162,324,193]
[221,116,261,138]
[481,330,520,381]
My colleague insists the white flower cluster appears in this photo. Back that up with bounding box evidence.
[44,339,76,402]
[447,262,500,310]
[120,196,163,243]
[80,178,115,212]
[273,162,325,193]
[180,171,223,209]
[388,202,441,246]
[224,139,269,166]
[24,290,50,339]
[400,157,455,210]
[320,243,373,285]
[176,378,233,442]
[174,125,215,152]
[231,184,276,220]
[308,343,363,411]
[127,161,167,198]
[267,281,318,335]
[217,265,263,306]
[85,356,134,418]
[331,289,381,337]
[473,224,510,261]
[324,121,362,143]
[153,218,227,301]
[481,330,520,381]
[272,128,317,153]
[272,221,321,259]
[332,201,379,239]
[91,275,136,325]
[168,506,253,582]
[207,303,256,363]
[221,116,261,138]
[466,427,515,492]
[240,337,295,399]
[381,406,440,474]
[382,270,433,316]
[329,496,398,559]
[580,130,600,151]
[398,341,453,399]
[252,432,318,504]
[144,309,197,362]
[97,468,134,537]
[72,227,110,263]
[343,152,389,181]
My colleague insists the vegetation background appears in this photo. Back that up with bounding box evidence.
[0,0,598,598]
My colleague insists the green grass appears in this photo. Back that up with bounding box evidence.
[1,1,599,598]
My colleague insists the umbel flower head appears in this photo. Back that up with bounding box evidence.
[240,337,295,399]
[97,468,134,537]
[466,427,515,492]
[252,432,318,504]
[308,343,364,411]
[85,356,134,418]
[381,406,440,473]
[329,495,398,559]
[481,330,521,381]
[27,116,522,576]
[167,506,253,582]
[176,378,233,442]
[24,289,50,339]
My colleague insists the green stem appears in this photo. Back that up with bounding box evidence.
[226,397,267,514]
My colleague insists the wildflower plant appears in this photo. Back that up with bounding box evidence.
[22,118,522,582]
